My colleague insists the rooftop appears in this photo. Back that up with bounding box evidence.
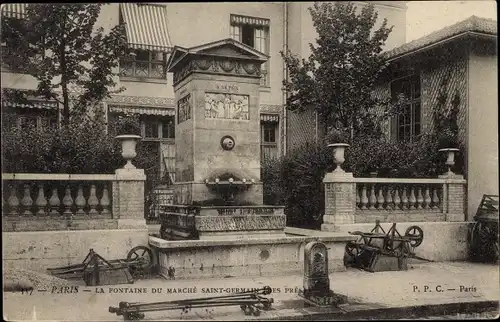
[384,15,497,61]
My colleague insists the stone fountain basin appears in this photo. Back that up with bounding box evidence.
[159,205,287,240]
[149,229,356,280]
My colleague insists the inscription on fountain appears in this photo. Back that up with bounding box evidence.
[177,94,191,124]
[216,83,239,91]
[216,207,277,216]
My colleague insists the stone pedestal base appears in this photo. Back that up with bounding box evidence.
[298,289,348,308]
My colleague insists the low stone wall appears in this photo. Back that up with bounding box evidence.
[149,233,356,279]
[3,229,149,273]
[2,218,119,232]
[334,221,472,262]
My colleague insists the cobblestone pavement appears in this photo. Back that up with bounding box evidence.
[3,261,499,321]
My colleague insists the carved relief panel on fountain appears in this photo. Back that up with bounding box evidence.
[177,94,191,124]
[204,93,249,120]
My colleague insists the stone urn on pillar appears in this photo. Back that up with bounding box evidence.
[328,143,350,172]
[438,148,459,176]
[115,135,142,169]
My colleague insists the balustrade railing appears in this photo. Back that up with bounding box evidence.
[355,178,445,213]
[2,174,115,219]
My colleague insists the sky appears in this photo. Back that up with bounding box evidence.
[405,0,497,41]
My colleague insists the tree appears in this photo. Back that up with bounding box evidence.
[1,4,128,125]
[281,2,396,140]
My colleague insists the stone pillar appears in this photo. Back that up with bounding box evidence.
[321,172,356,232]
[113,168,147,229]
[439,173,467,222]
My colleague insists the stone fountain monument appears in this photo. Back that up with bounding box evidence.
[160,38,285,240]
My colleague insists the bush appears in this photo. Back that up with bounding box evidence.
[1,114,157,174]
[1,114,163,217]
[261,142,331,228]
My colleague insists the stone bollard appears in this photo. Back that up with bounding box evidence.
[298,241,347,307]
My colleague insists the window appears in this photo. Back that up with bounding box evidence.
[260,121,278,161]
[2,109,57,132]
[230,14,270,87]
[131,115,176,181]
[391,75,421,142]
[141,115,175,140]
[119,49,167,79]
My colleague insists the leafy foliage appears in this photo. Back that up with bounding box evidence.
[1,4,128,124]
[324,127,351,144]
[281,2,397,139]
[1,112,154,175]
[2,113,163,218]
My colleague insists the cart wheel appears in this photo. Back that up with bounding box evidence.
[253,308,261,316]
[345,241,359,257]
[405,226,424,247]
[127,246,154,277]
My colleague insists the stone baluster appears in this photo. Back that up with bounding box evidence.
[355,187,360,208]
[360,185,368,210]
[416,187,424,209]
[386,188,393,209]
[368,185,377,210]
[393,188,401,210]
[431,188,440,209]
[21,184,33,215]
[409,187,416,210]
[7,186,20,216]
[35,184,48,216]
[424,187,432,209]
[376,187,385,209]
[100,186,110,216]
[88,184,99,216]
[75,185,86,216]
[49,188,61,216]
[62,186,73,216]
[401,187,409,210]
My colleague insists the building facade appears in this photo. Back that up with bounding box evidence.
[376,16,498,218]
[1,2,408,184]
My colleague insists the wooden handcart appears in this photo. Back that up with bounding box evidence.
[344,220,429,272]
[469,194,499,263]
[47,246,155,286]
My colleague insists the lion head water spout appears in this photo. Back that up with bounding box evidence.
[204,174,255,206]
